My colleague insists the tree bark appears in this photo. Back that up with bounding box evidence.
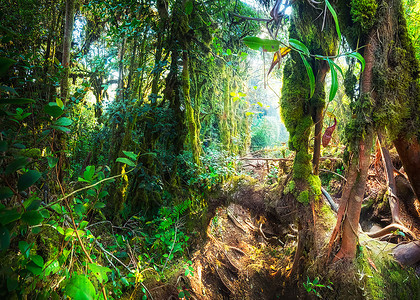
[394,136,420,201]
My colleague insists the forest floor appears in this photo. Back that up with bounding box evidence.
[134,148,420,299]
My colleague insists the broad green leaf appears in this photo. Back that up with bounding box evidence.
[26,261,43,275]
[18,240,31,258]
[18,170,41,191]
[116,157,136,167]
[328,60,339,102]
[27,199,41,211]
[88,263,111,284]
[300,54,315,98]
[56,98,64,109]
[0,57,16,77]
[64,274,97,300]
[0,226,10,251]
[0,207,20,225]
[84,166,95,181]
[21,210,44,225]
[289,39,310,56]
[98,191,108,198]
[0,186,13,200]
[245,112,254,116]
[5,157,30,174]
[347,52,365,72]
[242,36,280,52]
[121,277,129,286]
[44,102,63,118]
[47,156,59,168]
[87,189,96,196]
[123,151,138,161]
[54,117,72,126]
[325,0,341,50]
[31,255,44,267]
[230,92,236,97]
[44,259,60,276]
[185,0,193,15]
[226,48,232,55]
[257,102,263,107]
[94,202,106,209]
[1,98,35,105]
[50,125,70,133]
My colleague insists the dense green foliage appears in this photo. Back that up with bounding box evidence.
[1,0,420,299]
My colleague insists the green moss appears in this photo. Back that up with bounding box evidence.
[351,0,378,32]
[284,179,295,194]
[356,243,420,299]
[297,190,309,204]
[308,174,321,199]
[19,148,41,159]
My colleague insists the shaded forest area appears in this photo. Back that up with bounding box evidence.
[1,0,420,299]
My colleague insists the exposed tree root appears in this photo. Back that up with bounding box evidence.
[367,223,416,239]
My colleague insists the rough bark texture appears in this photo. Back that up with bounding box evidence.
[394,136,420,201]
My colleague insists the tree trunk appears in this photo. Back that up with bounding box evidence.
[56,0,75,184]
[60,0,75,101]
[394,136,420,201]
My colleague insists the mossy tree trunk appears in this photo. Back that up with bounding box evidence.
[281,1,338,275]
[330,0,420,261]
[56,0,75,184]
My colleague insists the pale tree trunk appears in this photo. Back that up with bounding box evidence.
[60,0,75,102]
[57,0,75,184]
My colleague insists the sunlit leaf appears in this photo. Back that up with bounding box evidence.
[328,60,338,102]
[84,166,95,181]
[47,157,59,168]
[44,102,63,118]
[123,151,138,161]
[300,54,315,98]
[347,52,365,72]
[328,60,344,77]
[116,157,136,167]
[44,259,60,276]
[56,98,64,109]
[325,0,341,49]
[54,117,72,126]
[64,274,97,300]
[289,39,310,56]
[88,263,111,284]
[242,36,280,52]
